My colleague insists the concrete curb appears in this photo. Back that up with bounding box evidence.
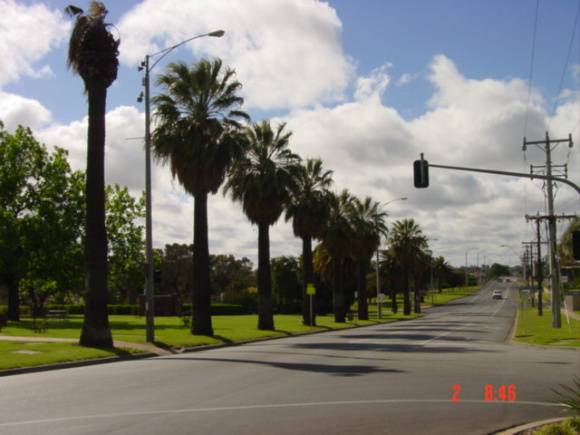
[0,316,421,376]
[491,416,569,434]
[0,352,156,377]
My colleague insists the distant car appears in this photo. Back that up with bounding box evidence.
[492,290,503,299]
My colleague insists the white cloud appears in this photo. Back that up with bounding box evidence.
[0,0,69,86]
[354,63,391,101]
[117,0,355,110]
[0,91,52,130]
[396,72,418,86]
[32,53,579,267]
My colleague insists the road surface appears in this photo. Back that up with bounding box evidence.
[0,281,578,435]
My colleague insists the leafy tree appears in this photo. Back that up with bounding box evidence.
[271,256,301,310]
[348,197,388,320]
[66,1,120,347]
[106,185,145,304]
[285,159,333,325]
[225,120,301,330]
[210,254,255,299]
[559,218,579,284]
[0,123,86,319]
[16,148,85,315]
[388,219,428,315]
[152,59,248,336]
[158,244,193,306]
[0,124,46,320]
[488,263,510,279]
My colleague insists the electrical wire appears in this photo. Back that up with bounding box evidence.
[548,0,580,133]
[524,0,541,138]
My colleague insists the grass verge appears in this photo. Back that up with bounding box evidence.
[535,417,580,435]
[1,312,420,350]
[514,305,580,347]
[0,341,141,370]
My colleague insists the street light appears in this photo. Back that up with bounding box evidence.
[376,197,408,319]
[139,30,225,343]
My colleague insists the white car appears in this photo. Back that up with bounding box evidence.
[492,290,503,300]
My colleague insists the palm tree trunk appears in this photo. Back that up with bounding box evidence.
[390,269,398,314]
[192,192,213,335]
[414,276,421,314]
[333,259,345,322]
[257,223,274,330]
[357,261,369,320]
[403,265,411,315]
[6,272,19,321]
[302,235,315,326]
[80,83,113,348]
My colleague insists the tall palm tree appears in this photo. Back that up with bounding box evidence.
[321,190,355,322]
[66,2,119,347]
[152,59,249,336]
[225,121,301,330]
[285,159,333,325]
[388,218,427,315]
[348,197,388,320]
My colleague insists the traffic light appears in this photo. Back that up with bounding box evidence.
[573,230,580,260]
[414,156,429,188]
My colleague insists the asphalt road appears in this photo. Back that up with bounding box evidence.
[0,281,578,435]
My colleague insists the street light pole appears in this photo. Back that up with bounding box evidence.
[140,30,225,343]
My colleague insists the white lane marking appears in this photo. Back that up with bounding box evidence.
[0,399,563,427]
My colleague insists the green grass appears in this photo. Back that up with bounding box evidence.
[0,341,139,370]
[535,417,580,435]
[365,286,480,310]
[1,312,420,349]
[515,305,580,347]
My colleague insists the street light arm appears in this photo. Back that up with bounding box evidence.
[147,30,225,72]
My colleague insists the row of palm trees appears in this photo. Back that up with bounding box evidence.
[66,3,435,346]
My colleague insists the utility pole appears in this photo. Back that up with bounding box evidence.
[526,214,545,315]
[522,242,535,307]
[523,132,574,328]
[525,213,577,319]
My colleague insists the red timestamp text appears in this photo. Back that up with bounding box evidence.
[450,384,517,403]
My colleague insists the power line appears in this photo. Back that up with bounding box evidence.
[548,0,580,132]
[524,0,541,138]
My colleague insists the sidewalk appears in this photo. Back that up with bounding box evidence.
[0,335,173,356]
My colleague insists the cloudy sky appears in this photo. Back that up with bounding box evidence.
[1,0,579,267]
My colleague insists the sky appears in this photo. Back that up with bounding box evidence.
[1,0,579,268]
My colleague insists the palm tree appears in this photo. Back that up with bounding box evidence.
[225,121,301,330]
[152,59,249,336]
[432,256,451,292]
[285,159,333,325]
[321,190,355,322]
[388,219,427,315]
[66,2,119,347]
[380,248,401,313]
[348,197,388,320]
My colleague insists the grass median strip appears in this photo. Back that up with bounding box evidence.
[1,312,420,351]
[514,306,580,347]
[0,341,141,371]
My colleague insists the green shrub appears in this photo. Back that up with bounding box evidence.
[536,418,580,435]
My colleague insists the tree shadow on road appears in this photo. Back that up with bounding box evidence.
[336,334,476,342]
[155,356,405,377]
[291,342,497,353]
